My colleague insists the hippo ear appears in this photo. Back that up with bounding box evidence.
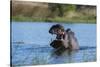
[66,28,71,32]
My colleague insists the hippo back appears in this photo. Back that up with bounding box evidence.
[67,30,79,50]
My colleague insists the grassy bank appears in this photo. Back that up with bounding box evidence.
[11,16,96,23]
[11,1,96,23]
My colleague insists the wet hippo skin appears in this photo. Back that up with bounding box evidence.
[50,40,66,49]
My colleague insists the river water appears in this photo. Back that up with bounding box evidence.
[11,22,96,66]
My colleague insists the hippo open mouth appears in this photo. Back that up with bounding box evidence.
[49,24,79,50]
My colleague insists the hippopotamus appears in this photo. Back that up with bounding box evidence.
[49,24,79,50]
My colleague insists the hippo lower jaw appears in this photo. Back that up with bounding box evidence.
[50,40,79,50]
[50,40,65,49]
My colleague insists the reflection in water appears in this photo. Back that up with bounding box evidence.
[12,42,96,66]
[51,47,73,56]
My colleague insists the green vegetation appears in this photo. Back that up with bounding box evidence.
[11,1,96,23]
[12,16,96,23]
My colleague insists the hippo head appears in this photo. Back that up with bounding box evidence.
[49,24,65,35]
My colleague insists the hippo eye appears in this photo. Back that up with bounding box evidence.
[53,29,57,32]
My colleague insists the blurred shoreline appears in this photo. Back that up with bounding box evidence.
[11,1,96,23]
